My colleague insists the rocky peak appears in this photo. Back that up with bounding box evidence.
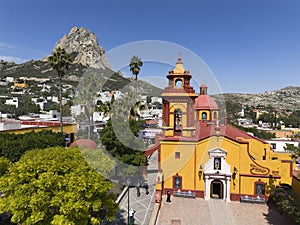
[49,26,110,69]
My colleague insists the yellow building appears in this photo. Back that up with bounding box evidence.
[13,80,28,88]
[150,57,294,202]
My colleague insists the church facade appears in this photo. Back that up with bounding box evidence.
[153,57,294,201]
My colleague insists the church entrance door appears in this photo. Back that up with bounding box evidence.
[210,180,223,199]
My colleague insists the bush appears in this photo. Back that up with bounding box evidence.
[270,187,300,224]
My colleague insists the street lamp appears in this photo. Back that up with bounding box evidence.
[232,166,238,185]
[198,165,203,179]
[126,176,148,224]
[126,177,138,225]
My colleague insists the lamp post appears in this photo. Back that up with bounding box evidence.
[232,167,238,185]
[126,176,147,225]
[198,165,203,179]
[127,186,130,225]
[126,177,136,225]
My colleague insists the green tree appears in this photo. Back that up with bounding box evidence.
[284,143,300,161]
[0,157,11,176]
[0,147,118,225]
[129,56,143,80]
[100,119,146,166]
[48,47,72,133]
[0,130,64,162]
[282,110,300,128]
[225,99,242,124]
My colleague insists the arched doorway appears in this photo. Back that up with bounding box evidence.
[210,179,223,199]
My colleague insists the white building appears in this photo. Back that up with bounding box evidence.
[0,120,21,131]
[151,96,162,104]
[266,139,299,153]
[31,97,47,110]
[5,97,19,108]
[5,77,14,83]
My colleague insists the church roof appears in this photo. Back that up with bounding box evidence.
[168,56,190,75]
[195,94,219,110]
[70,139,97,149]
[197,121,269,144]
[173,59,185,74]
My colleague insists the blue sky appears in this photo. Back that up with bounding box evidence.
[0,0,299,94]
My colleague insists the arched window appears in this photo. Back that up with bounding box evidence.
[202,112,207,120]
[174,108,182,131]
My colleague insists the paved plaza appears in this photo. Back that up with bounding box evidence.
[156,196,293,225]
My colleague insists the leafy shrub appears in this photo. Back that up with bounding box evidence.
[270,187,300,224]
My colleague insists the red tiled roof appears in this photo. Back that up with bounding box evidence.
[194,95,219,110]
[197,121,268,144]
[146,119,158,125]
[70,139,97,149]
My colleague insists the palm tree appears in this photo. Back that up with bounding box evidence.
[129,56,143,80]
[48,47,72,134]
[74,72,103,139]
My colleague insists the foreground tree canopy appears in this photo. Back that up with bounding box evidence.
[0,147,118,225]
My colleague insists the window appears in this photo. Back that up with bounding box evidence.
[174,109,182,131]
[175,152,180,159]
[255,181,265,195]
[202,112,207,120]
[271,143,276,150]
[173,176,182,189]
[214,158,221,170]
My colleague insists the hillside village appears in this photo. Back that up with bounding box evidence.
[0,27,299,150]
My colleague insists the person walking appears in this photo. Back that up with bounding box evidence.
[166,191,171,203]
[129,208,135,225]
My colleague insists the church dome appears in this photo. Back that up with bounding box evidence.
[194,84,219,110]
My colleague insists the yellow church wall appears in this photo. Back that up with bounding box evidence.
[159,141,196,190]
[164,129,174,136]
[159,134,294,199]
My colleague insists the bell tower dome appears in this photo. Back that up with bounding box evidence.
[161,55,198,137]
[195,84,219,122]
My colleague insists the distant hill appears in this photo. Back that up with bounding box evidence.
[0,26,298,105]
[212,86,300,112]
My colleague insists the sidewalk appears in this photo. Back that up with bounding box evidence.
[109,151,158,225]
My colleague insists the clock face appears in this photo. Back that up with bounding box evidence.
[175,79,183,88]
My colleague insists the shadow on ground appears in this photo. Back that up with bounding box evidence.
[104,208,127,225]
[263,203,294,225]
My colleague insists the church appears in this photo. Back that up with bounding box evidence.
[149,57,294,202]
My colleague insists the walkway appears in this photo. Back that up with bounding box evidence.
[108,151,158,225]
[156,196,293,225]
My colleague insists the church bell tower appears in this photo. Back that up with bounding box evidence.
[161,55,198,137]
